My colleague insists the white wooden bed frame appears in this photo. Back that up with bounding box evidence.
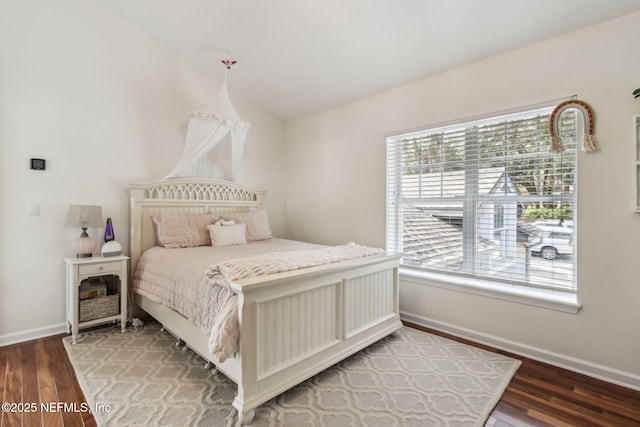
[129,178,402,424]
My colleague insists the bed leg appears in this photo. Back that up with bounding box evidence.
[175,338,183,347]
[203,361,218,375]
[236,409,255,426]
[182,344,189,352]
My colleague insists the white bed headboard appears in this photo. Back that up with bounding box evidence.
[129,178,265,271]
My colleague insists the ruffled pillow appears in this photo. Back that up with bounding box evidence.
[222,208,272,241]
[151,212,217,248]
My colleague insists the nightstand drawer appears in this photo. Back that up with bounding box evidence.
[78,262,121,276]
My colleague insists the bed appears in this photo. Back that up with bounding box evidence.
[129,178,402,424]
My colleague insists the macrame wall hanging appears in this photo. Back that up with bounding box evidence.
[549,99,599,153]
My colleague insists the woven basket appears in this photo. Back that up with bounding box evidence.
[79,292,120,322]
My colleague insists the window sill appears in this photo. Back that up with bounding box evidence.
[400,267,580,314]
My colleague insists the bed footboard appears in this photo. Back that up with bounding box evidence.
[231,253,402,423]
[129,178,402,424]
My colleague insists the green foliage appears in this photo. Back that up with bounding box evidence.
[399,111,577,196]
[522,206,573,220]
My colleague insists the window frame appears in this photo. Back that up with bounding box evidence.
[386,101,580,313]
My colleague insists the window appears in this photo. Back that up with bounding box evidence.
[386,103,577,293]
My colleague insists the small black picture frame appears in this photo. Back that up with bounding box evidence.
[30,158,46,170]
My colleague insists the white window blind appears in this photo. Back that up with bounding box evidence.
[386,105,577,291]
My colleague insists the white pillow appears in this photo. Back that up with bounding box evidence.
[222,208,272,241]
[208,224,247,247]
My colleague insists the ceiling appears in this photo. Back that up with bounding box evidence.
[99,0,640,121]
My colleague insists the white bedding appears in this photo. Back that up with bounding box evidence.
[133,239,325,360]
[133,239,384,362]
[207,242,385,291]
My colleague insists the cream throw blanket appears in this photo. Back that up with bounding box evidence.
[206,243,384,361]
[132,240,384,363]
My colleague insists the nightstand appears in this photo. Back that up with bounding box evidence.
[64,255,129,344]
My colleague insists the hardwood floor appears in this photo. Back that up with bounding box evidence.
[1,324,639,427]
[0,334,96,427]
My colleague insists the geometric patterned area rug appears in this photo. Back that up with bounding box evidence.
[63,322,520,427]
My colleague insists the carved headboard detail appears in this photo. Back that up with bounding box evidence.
[129,178,265,271]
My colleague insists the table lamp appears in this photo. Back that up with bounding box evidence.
[66,205,103,258]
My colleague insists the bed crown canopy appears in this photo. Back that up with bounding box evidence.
[166,60,251,181]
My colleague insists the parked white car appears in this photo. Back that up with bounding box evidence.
[529,225,574,260]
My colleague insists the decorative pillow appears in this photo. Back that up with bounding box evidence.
[208,224,247,247]
[151,212,217,248]
[222,208,272,242]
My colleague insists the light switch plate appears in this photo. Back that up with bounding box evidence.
[27,201,39,216]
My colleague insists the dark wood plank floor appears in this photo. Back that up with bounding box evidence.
[1,324,639,426]
[0,334,96,427]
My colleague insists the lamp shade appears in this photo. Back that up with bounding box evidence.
[66,205,103,258]
[66,205,103,228]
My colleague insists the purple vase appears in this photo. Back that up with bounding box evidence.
[104,218,115,242]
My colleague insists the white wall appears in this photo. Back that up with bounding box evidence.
[285,12,640,383]
[3,0,639,389]
[0,0,285,342]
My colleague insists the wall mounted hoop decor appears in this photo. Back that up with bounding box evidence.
[549,99,599,153]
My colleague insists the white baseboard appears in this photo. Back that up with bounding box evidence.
[0,323,68,347]
[401,311,640,392]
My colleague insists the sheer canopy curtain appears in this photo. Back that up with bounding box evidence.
[166,71,250,180]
